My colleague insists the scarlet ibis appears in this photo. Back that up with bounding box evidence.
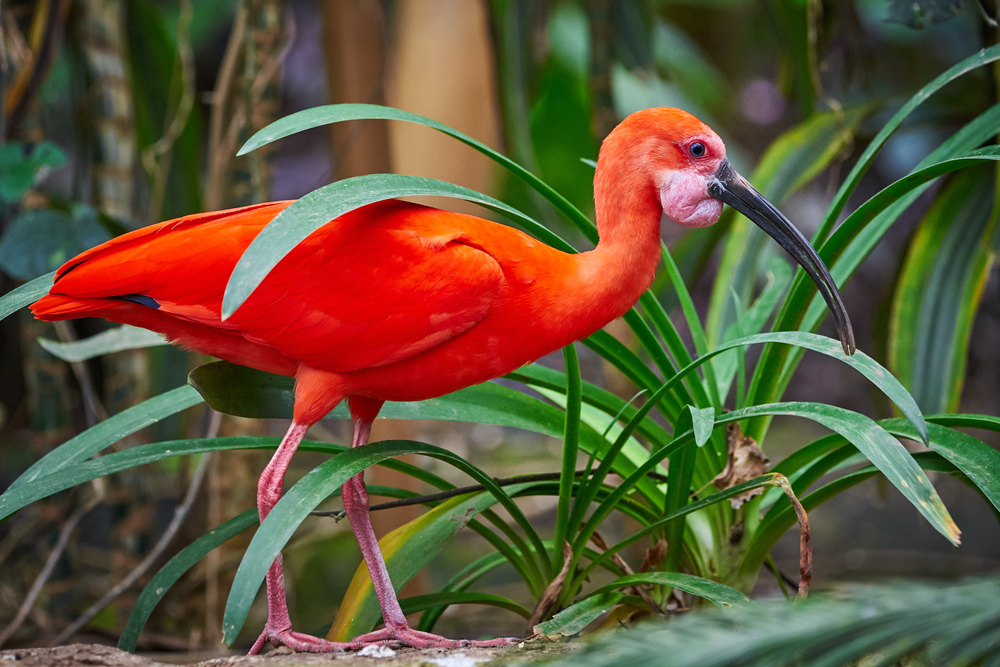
[31,107,854,652]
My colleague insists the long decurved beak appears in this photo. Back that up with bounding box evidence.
[708,159,856,356]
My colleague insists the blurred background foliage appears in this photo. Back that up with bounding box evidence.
[0,0,998,654]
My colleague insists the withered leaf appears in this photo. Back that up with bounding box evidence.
[713,422,769,509]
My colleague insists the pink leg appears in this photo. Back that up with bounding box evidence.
[248,422,349,654]
[339,415,518,649]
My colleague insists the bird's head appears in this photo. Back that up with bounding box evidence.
[598,107,855,355]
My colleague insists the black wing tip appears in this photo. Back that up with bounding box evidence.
[111,294,161,310]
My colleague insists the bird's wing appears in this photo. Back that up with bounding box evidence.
[40,200,505,373]
[37,202,291,333]
[229,203,505,372]
[51,201,289,289]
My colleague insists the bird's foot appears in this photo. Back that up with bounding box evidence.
[248,622,350,655]
[346,624,518,650]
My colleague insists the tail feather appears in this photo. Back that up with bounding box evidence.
[31,293,298,376]
[31,294,119,321]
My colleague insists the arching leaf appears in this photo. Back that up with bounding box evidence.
[118,510,258,652]
[221,174,572,319]
[0,271,54,322]
[889,166,995,414]
[3,385,203,494]
[590,572,751,609]
[39,325,168,362]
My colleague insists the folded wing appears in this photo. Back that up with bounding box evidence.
[34,200,505,374]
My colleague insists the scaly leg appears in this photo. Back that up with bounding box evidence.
[337,413,518,649]
[248,422,348,654]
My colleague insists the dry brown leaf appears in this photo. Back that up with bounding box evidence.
[639,539,667,573]
[527,542,573,633]
[713,422,769,509]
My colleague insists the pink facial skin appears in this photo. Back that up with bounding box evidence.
[659,170,723,228]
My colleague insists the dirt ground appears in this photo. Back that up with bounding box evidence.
[0,642,580,667]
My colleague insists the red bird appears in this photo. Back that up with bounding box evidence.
[32,108,854,652]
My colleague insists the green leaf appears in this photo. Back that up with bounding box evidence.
[582,329,666,395]
[2,436,459,525]
[532,385,662,506]
[687,406,716,448]
[567,360,699,542]
[553,344,582,569]
[661,242,713,367]
[29,141,68,170]
[238,103,596,243]
[663,331,928,446]
[742,403,957,544]
[590,572,751,609]
[328,486,537,641]
[0,162,36,202]
[38,325,169,362]
[889,166,995,414]
[560,348,932,586]
[653,19,726,112]
[712,257,792,402]
[927,412,1000,432]
[662,424,698,572]
[126,0,201,218]
[818,45,1000,244]
[1,437,273,521]
[504,363,672,446]
[530,10,599,218]
[535,592,624,638]
[416,551,511,631]
[0,142,61,203]
[747,445,982,586]
[0,142,25,167]
[398,592,530,620]
[3,385,203,496]
[824,146,1000,287]
[221,174,572,319]
[118,509,257,652]
[509,362,672,449]
[0,208,112,281]
[883,419,1000,513]
[0,271,55,322]
[223,441,539,645]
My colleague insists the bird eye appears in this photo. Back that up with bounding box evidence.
[689,142,706,158]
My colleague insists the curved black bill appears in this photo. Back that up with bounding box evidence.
[708,159,856,355]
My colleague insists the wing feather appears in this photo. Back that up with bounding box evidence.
[37,200,504,374]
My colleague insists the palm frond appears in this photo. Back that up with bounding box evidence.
[547,578,1000,667]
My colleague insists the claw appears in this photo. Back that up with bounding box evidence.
[346,626,518,650]
[248,624,349,654]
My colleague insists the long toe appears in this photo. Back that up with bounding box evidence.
[405,628,518,648]
[347,625,518,650]
[248,626,350,654]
